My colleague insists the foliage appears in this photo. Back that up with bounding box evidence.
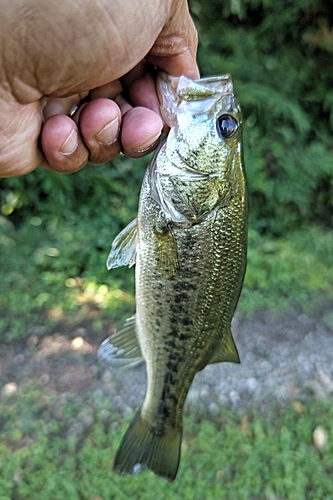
[0,154,146,224]
[190,0,333,234]
[1,1,333,236]
[1,383,333,499]
[0,210,137,342]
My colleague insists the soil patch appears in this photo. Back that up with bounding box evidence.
[1,304,333,416]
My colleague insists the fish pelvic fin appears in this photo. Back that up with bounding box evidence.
[153,228,179,280]
[98,316,143,369]
[114,407,182,482]
[107,218,137,269]
[209,328,240,365]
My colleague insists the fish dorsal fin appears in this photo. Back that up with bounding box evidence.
[98,316,144,368]
[209,328,240,364]
[107,219,137,269]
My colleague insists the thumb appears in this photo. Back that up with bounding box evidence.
[0,97,44,177]
[146,0,199,79]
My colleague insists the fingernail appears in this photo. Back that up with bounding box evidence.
[60,129,78,155]
[133,134,161,153]
[95,118,119,145]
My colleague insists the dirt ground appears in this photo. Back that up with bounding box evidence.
[1,303,333,414]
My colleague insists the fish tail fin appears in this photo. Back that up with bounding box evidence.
[113,407,182,482]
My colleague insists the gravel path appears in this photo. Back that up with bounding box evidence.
[1,304,333,416]
[100,304,333,415]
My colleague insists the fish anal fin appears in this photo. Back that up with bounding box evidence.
[97,316,143,369]
[107,219,137,270]
[209,328,240,364]
[114,407,182,482]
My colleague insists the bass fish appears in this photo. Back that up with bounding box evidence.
[98,72,248,481]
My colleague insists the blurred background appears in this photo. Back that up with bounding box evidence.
[0,0,333,498]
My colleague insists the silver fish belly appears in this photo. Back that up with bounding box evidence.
[98,72,248,481]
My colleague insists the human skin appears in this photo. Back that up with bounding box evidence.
[0,0,198,177]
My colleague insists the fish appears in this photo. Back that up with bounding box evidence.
[98,71,248,481]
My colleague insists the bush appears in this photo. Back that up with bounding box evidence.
[190,0,333,234]
[1,0,332,236]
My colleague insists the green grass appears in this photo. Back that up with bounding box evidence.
[1,210,332,342]
[241,226,333,312]
[1,383,333,499]
[0,213,136,342]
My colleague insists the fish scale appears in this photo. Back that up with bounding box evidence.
[98,72,248,481]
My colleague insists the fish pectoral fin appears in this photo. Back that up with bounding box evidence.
[208,328,240,364]
[114,407,182,482]
[97,316,143,369]
[154,228,179,280]
[107,218,137,269]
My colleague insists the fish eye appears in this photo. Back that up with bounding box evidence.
[217,114,239,139]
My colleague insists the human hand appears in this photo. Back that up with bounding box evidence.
[0,0,198,177]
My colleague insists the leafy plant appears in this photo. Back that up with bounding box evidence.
[190,0,333,234]
[1,1,333,236]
